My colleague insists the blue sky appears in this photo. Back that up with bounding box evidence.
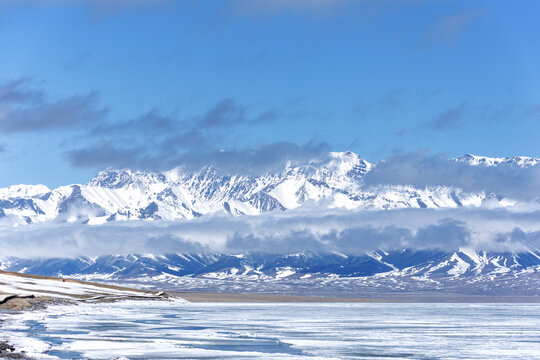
[0,0,539,188]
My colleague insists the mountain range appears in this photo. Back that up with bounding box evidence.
[1,249,539,296]
[1,152,539,296]
[0,152,537,225]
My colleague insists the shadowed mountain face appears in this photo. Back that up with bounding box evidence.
[2,249,539,296]
[0,152,537,225]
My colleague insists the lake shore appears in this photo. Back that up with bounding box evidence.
[0,270,171,359]
[1,270,539,359]
[2,269,539,308]
[172,290,540,303]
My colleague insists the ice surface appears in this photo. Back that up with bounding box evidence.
[1,302,539,359]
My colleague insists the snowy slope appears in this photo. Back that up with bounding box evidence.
[0,152,537,225]
[0,270,163,300]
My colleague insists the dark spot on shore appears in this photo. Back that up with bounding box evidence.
[0,341,32,359]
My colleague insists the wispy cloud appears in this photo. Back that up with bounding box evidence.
[420,102,468,130]
[0,78,106,133]
[0,77,329,174]
[419,8,484,48]
[362,151,540,201]
[405,100,528,136]
[64,93,328,174]
[0,78,43,104]
[231,0,352,15]
[437,9,483,39]
[523,104,540,122]
[0,0,172,10]
[66,140,330,175]
[480,101,516,123]
[0,92,105,133]
[199,98,247,128]
[353,89,405,122]
[63,52,92,71]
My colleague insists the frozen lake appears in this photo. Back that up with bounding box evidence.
[2,301,540,359]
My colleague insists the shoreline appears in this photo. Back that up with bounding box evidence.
[172,290,540,303]
[0,270,170,359]
[1,271,540,358]
[2,268,539,305]
[172,291,396,303]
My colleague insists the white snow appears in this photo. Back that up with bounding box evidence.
[0,151,533,225]
[275,267,296,279]
[447,253,471,276]
[0,272,148,299]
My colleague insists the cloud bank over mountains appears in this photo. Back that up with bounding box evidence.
[0,151,539,258]
[363,152,540,201]
[0,0,538,273]
[0,207,538,258]
[0,76,538,259]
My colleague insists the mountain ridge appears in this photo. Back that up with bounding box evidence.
[2,248,539,295]
[0,152,538,225]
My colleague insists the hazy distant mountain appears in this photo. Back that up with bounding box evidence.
[2,249,539,295]
[0,152,537,225]
[455,153,539,167]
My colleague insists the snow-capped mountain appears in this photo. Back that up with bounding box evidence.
[456,154,539,167]
[0,152,538,225]
[2,151,538,295]
[2,249,539,295]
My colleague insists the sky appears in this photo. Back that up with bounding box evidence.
[0,0,539,188]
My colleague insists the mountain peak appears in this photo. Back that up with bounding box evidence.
[0,184,51,199]
[89,169,166,189]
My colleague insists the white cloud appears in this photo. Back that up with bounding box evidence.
[362,152,540,201]
[1,207,538,258]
